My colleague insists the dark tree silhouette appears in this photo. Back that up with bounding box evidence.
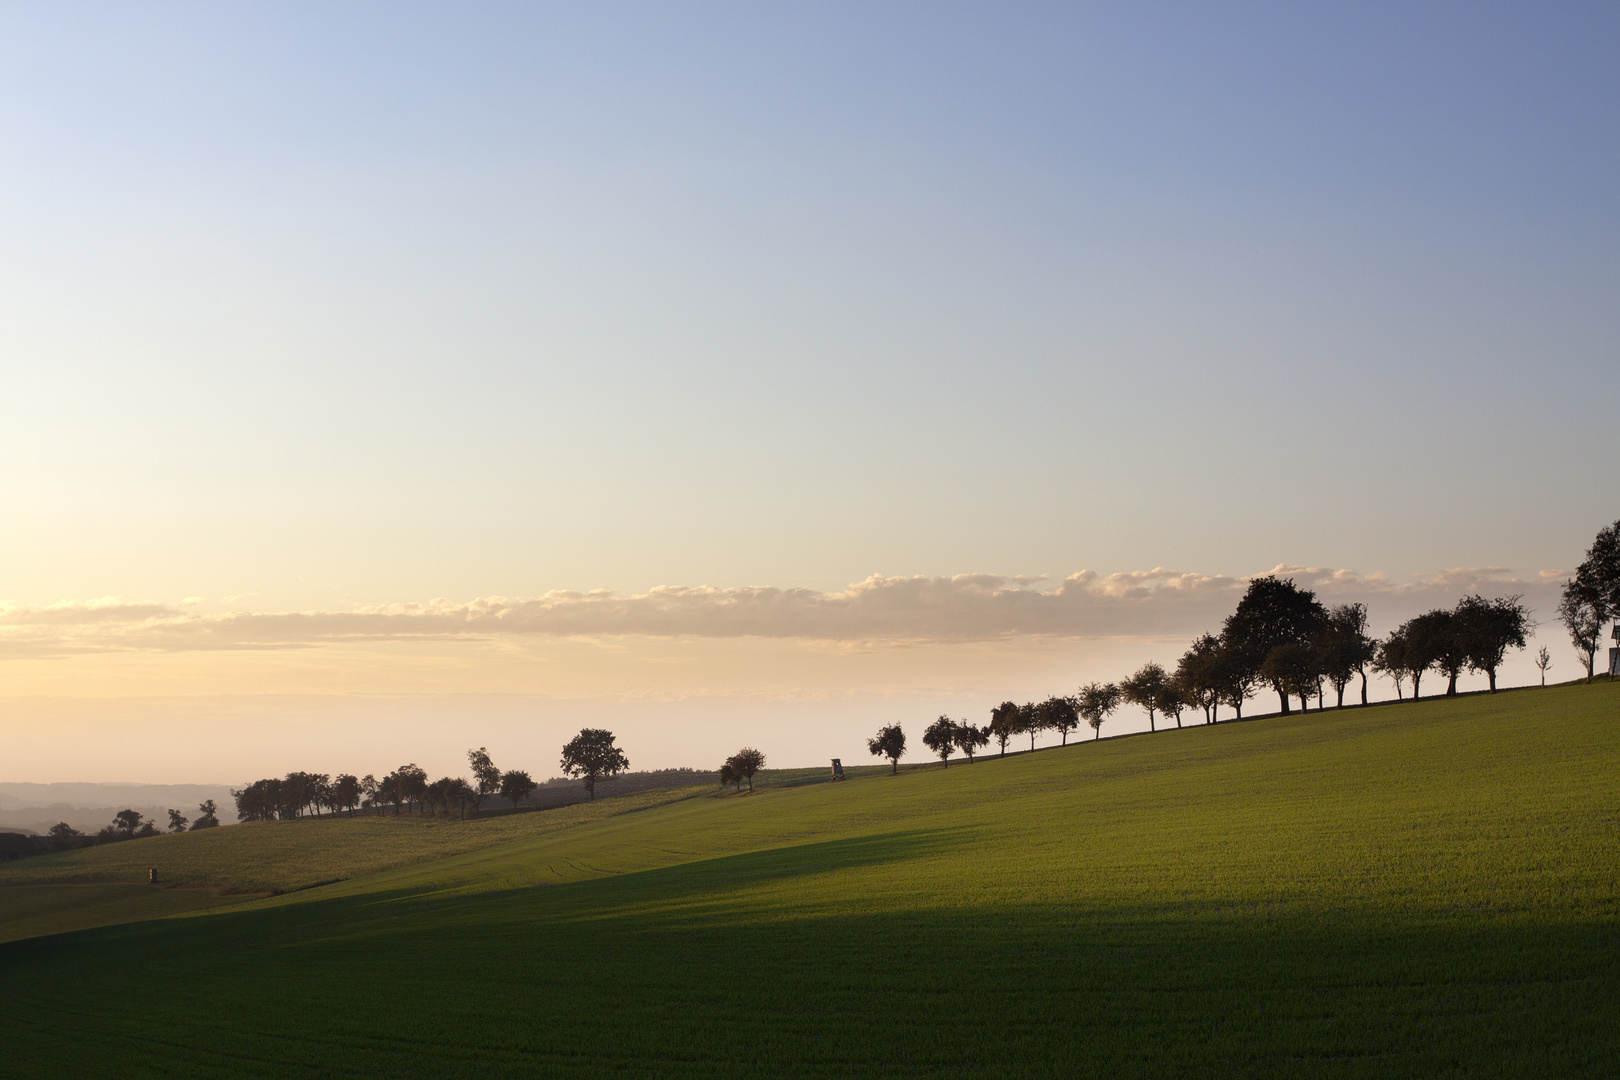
[1158,675,1190,728]
[953,722,990,763]
[1213,639,1260,719]
[1120,662,1168,732]
[1077,682,1121,740]
[719,761,740,790]
[1017,701,1046,751]
[113,809,144,837]
[1401,610,1456,699]
[867,723,907,775]
[1372,629,1409,700]
[560,729,630,800]
[1319,603,1376,707]
[1040,696,1081,745]
[331,774,362,816]
[467,748,501,815]
[166,808,188,833]
[1454,594,1531,692]
[359,775,380,816]
[191,799,220,830]
[1176,634,1223,723]
[1577,519,1620,615]
[47,823,85,851]
[922,717,958,767]
[1535,646,1552,686]
[731,747,765,790]
[1220,576,1329,715]
[1558,576,1607,682]
[988,701,1020,757]
[1260,643,1321,713]
[500,769,536,809]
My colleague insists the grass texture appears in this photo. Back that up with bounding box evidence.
[1,681,1615,1078]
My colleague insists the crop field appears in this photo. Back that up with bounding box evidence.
[2,681,1616,1077]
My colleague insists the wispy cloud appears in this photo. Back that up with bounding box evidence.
[0,565,1562,657]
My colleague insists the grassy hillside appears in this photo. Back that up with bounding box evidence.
[1,682,1616,1078]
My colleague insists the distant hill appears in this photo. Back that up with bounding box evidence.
[0,782,239,835]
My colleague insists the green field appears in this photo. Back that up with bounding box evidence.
[2,682,1616,1077]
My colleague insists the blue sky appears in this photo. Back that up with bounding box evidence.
[0,3,1615,779]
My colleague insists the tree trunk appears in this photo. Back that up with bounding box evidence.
[1446,673,1458,696]
[891,759,898,775]
[1277,687,1290,715]
[1148,710,1156,733]
[1412,671,1422,700]
[1359,669,1368,705]
[1487,668,1497,693]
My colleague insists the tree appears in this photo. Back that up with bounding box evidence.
[953,722,990,763]
[1157,675,1190,729]
[1077,682,1121,740]
[1017,701,1046,751]
[467,747,501,816]
[1212,639,1261,719]
[1535,646,1552,686]
[1453,594,1531,693]
[731,747,766,790]
[332,774,362,816]
[1400,611,1456,700]
[1260,643,1321,713]
[47,822,84,851]
[393,764,429,813]
[867,723,907,775]
[359,775,380,816]
[113,809,144,838]
[166,808,189,833]
[1558,576,1607,682]
[191,799,220,830]
[1576,518,1620,615]
[1318,603,1375,708]
[1040,696,1081,745]
[1176,635,1223,723]
[922,717,958,767]
[500,769,536,809]
[1220,576,1329,716]
[719,761,739,790]
[988,702,1020,757]
[560,729,630,800]
[1372,629,1409,701]
[1119,662,1168,732]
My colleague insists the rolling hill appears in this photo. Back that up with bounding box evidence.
[2,681,1616,1077]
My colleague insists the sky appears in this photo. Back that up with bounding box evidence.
[1,2,1616,784]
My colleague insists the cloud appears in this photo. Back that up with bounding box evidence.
[0,564,1565,657]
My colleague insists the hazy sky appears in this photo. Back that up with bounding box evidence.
[1,3,1615,783]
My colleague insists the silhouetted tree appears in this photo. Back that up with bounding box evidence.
[867,723,907,775]
[191,799,220,830]
[953,722,990,763]
[1213,639,1261,719]
[1454,594,1531,692]
[113,809,144,838]
[560,729,630,800]
[394,764,429,813]
[1158,675,1190,728]
[731,747,765,790]
[359,775,380,816]
[1077,682,1121,740]
[467,747,501,816]
[332,774,362,816]
[47,822,85,851]
[1120,662,1168,732]
[989,702,1020,757]
[1372,629,1409,700]
[1577,518,1620,615]
[1558,576,1607,682]
[1016,701,1046,751]
[923,717,958,767]
[1261,643,1321,713]
[1040,696,1081,745]
[1176,634,1223,723]
[1401,610,1457,699]
[500,769,536,809]
[719,761,740,790]
[1220,576,1329,715]
[1535,646,1552,686]
[166,808,188,833]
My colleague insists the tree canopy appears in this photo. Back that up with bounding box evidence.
[560,729,630,800]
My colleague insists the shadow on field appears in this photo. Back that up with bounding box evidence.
[2,867,1615,1079]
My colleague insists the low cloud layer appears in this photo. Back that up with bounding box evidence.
[0,565,1565,658]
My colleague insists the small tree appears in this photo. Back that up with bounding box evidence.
[1534,646,1552,686]
[922,717,957,767]
[988,702,1020,757]
[47,822,84,851]
[114,809,144,838]
[1260,643,1321,714]
[467,747,501,815]
[1176,634,1223,723]
[359,775,379,816]
[500,769,537,809]
[560,729,630,799]
[1077,682,1121,740]
[1454,594,1531,693]
[166,808,189,833]
[1402,610,1456,698]
[1557,576,1607,682]
[1041,696,1081,745]
[1017,701,1046,752]
[867,723,907,775]
[332,774,362,816]
[191,799,220,830]
[953,722,990,763]
[1119,662,1168,732]
[1212,640,1259,719]
[1157,676,1189,729]
[731,747,766,791]
[1372,629,1409,700]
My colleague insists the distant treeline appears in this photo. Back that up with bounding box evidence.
[44,801,221,852]
[888,520,1620,768]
